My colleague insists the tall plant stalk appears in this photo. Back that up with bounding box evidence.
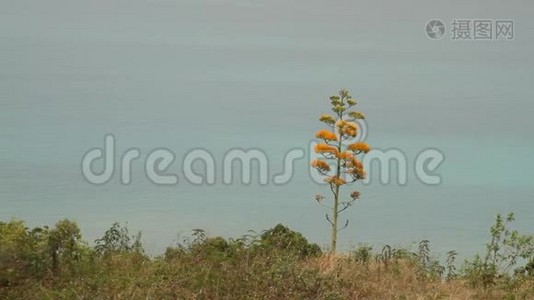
[312,89,371,253]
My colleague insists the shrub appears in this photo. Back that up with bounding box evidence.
[94,222,144,255]
[256,224,322,258]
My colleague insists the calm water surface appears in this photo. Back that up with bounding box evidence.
[1,1,533,259]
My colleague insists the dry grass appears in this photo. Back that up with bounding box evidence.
[2,220,534,299]
[2,252,534,299]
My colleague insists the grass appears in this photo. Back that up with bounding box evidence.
[1,216,534,299]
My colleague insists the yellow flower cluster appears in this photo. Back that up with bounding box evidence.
[319,114,335,125]
[315,129,338,141]
[324,176,346,186]
[314,143,339,155]
[347,167,366,180]
[343,122,358,137]
[347,142,371,153]
[348,111,365,120]
[335,120,358,137]
[346,158,363,169]
[345,157,365,179]
[311,159,330,172]
[336,120,346,128]
[335,151,353,160]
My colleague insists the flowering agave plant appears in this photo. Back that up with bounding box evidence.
[312,89,371,253]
